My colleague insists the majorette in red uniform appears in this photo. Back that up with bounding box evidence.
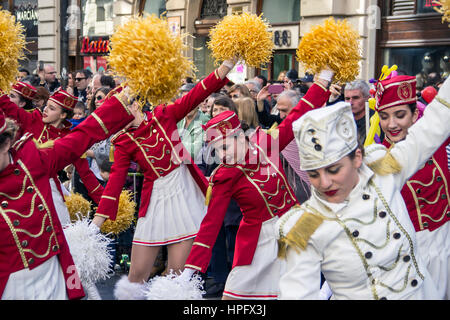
[92,61,234,299]
[183,77,331,300]
[0,86,104,225]
[9,81,37,113]
[0,90,134,299]
[376,75,450,299]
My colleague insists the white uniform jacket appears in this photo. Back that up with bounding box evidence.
[276,88,450,300]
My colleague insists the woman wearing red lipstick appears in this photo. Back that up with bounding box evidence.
[277,76,450,300]
[181,71,332,300]
[378,75,450,299]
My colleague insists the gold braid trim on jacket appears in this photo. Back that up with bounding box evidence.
[366,148,402,176]
[278,208,324,259]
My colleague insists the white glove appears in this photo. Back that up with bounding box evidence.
[223,56,239,70]
[318,69,335,83]
[178,268,195,282]
[88,222,100,235]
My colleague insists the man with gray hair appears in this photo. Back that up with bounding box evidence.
[245,80,261,101]
[344,79,380,144]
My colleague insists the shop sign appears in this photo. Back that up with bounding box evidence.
[14,1,38,38]
[80,36,110,54]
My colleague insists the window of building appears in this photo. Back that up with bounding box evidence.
[384,0,442,15]
[141,0,166,16]
[193,36,215,79]
[382,46,449,89]
[261,0,300,24]
[417,0,442,14]
[81,0,114,37]
[200,0,227,19]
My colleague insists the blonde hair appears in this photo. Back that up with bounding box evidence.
[234,97,259,128]
[229,84,251,98]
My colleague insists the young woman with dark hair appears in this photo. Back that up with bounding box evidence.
[0,88,134,299]
[0,88,105,225]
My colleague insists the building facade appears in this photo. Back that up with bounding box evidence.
[14,0,448,86]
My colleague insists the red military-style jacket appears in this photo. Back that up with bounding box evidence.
[383,138,450,232]
[95,69,228,220]
[0,101,104,204]
[185,83,331,273]
[0,93,134,299]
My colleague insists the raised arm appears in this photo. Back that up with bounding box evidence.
[167,60,234,123]
[388,77,450,187]
[0,94,40,134]
[38,93,134,179]
[277,74,332,151]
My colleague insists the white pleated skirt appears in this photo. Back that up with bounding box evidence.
[2,256,68,300]
[223,216,285,300]
[133,164,207,246]
[50,178,71,226]
[415,221,450,299]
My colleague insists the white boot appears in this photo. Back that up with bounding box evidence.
[114,275,146,300]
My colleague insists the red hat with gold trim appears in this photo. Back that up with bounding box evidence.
[11,81,37,100]
[48,88,78,111]
[375,75,417,112]
[202,110,241,144]
[0,110,6,135]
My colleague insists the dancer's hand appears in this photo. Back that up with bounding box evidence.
[88,221,100,234]
[218,56,239,79]
[92,215,106,229]
[178,268,196,282]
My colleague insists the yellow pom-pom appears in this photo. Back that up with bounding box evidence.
[208,12,274,68]
[296,17,361,84]
[0,9,26,93]
[107,14,194,107]
[64,193,92,222]
[433,0,450,26]
[100,190,136,235]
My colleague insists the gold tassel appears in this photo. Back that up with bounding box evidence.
[33,138,55,149]
[80,152,87,159]
[265,122,279,139]
[367,150,402,176]
[204,182,213,206]
[109,144,115,162]
[278,211,324,259]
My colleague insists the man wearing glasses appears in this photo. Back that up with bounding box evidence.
[40,64,60,94]
[74,69,93,104]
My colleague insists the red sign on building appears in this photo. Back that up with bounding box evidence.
[80,36,110,54]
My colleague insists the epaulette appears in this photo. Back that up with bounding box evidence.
[262,122,279,140]
[12,132,34,151]
[277,205,324,259]
[366,144,402,176]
